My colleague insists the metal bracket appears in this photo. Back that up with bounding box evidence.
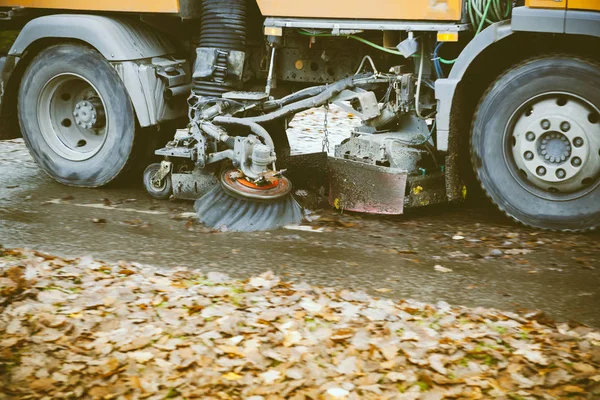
[332,90,380,121]
[152,161,172,187]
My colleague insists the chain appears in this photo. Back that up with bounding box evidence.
[322,103,330,154]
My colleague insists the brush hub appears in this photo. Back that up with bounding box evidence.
[221,169,292,200]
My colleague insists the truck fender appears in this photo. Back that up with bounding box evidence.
[434,21,514,153]
[9,14,175,61]
[8,14,186,127]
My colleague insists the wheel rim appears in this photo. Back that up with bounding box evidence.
[505,92,600,201]
[37,73,108,161]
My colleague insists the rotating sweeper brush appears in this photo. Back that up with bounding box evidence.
[195,169,302,231]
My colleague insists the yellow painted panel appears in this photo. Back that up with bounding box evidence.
[256,0,462,21]
[0,0,179,13]
[568,0,600,11]
[525,0,566,9]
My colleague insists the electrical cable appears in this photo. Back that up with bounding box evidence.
[415,42,426,119]
[297,30,406,56]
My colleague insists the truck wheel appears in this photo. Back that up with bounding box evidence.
[18,43,138,187]
[471,56,600,231]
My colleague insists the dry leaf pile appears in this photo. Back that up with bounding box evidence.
[0,248,599,399]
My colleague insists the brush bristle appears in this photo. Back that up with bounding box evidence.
[194,185,303,231]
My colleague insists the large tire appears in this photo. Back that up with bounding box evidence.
[471,55,600,231]
[18,43,138,187]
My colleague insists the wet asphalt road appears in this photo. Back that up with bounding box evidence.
[1,138,599,327]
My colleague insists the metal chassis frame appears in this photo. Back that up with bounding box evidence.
[264,17,470,33]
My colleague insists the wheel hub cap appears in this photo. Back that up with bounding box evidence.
[539,132,571,164]
[511,95,600,194]
[73,99,104,129]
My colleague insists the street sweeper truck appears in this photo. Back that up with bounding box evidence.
[0,0,599,231]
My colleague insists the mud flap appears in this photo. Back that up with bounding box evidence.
[328,157,407,214]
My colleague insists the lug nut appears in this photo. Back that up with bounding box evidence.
[560,122,570,132]
[556,169,566,179]
[541,120,551,130]
[524,151,534,160]
[572,157,582,167]
[537,166,546,176]
[526,132,535,141]
[574,137,584,147]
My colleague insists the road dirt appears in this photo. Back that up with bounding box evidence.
[1,136,599,327]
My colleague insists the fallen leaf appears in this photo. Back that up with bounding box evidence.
[223,372,243,381]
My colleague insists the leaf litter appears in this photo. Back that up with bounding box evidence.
[0,248,598,399]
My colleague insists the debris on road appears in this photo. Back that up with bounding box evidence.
[433,265,453,273]
[1,248,598,399]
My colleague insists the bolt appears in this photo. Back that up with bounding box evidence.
[572,157,582,167]
[541,149,548,155]
[541,145,547,150]
[76,104,81,109]
[544,154,550,160]
[537,166,547,176]
[542,139,548,144]
[556,169,566,179]
[574,137,584,147]
[561,155,567,161]
[524,151,534,160]
[560,121,570,132]
[526,132,536,141]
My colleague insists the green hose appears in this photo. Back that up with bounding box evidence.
[468,0,512,35]
[441,0,511,64]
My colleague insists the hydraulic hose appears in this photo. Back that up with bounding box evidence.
[261,85,328,111]
[212,117,275,151]
[237,77,356,124]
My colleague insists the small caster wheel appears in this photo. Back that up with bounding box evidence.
[143,163,172,200]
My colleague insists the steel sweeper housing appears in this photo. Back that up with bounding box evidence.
[1,0,599,231]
